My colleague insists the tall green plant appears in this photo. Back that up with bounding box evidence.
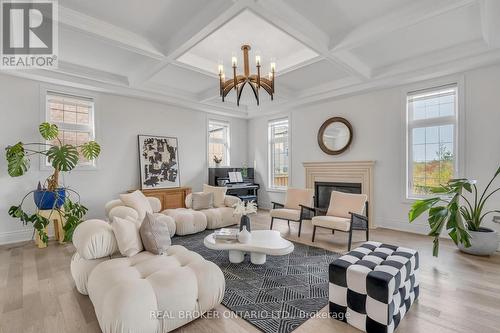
[4,122,101,245]
[409,166,500,257]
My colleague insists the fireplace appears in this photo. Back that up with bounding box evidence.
[314,181,362,209]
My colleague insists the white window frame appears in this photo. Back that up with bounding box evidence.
[39,84,99,171]
[208,119,230,167]
[402,76,465,201]
[268,117,290,191]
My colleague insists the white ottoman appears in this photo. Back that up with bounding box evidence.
[87,246,225,333]
[162,208,207,235]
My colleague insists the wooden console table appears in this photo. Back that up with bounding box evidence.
[130,187,191,210]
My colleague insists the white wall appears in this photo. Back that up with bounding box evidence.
[0,74,247,244]
[248,64,500,236]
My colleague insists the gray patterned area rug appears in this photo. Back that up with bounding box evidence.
[171,229,342,333]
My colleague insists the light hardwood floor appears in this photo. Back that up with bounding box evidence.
[1,211,499,333]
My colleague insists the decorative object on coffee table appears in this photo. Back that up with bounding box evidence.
[237,225,251,243]
[233,200,257,231]
[318,117,353,155]
[204,230,294,265]
[138,135,180,189]
[329,241,419,333]
[409,165,500,256]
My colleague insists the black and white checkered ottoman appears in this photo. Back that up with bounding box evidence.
[329,241,419,333]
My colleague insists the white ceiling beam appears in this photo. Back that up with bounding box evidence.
[331,0,478,52]
[129,0,251,87]
[250,0,371,80]
[50,61,130,86]
[480,0,500,47]
[58,6,165,60]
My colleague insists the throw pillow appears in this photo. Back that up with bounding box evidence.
[140,213,171,255]
[192,192,214,210]
[203,184,227,208]
[112,216,143,257]
[119,190,153,220]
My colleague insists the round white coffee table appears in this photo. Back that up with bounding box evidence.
[204,230,294,265]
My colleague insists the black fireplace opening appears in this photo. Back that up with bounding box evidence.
[314,181,362,209]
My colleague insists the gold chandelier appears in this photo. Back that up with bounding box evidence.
[218,44,275,106]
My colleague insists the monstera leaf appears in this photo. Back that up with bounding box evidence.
[5,142,29,176]
[47,145,79,171]
[39,122,59,140]
[80,141,101,160]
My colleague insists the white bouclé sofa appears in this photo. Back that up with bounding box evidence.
[162,193,241,230]
[70,219,225,333]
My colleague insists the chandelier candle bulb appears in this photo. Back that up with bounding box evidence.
[255,55,261,66]
[231,56,237,67]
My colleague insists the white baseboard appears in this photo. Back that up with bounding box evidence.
[0,225,55,246]
[0,229,34,245]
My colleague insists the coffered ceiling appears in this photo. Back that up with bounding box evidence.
[7,0,500,118]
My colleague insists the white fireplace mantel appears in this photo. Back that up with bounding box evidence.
[303,161,375,227]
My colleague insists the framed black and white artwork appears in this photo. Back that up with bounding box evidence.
[138,135,180,189]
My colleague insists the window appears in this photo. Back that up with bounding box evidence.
[208,120,230,166]
[268,118,289,189]
[406,84,458,198]
[45,91,96,167]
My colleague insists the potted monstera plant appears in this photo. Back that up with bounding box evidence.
[409,166,500,257]
[5,122,101,245]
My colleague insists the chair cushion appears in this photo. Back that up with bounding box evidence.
[87,246,225,333]
[192,192,214,210]
[203,184,227,207]
[284,188,314,210]
[119,190,153,220]
[112,216,143,257]
[140,213,171,255]
[270,208,301,221]
[327,191,367,218]
[312,215,351,231]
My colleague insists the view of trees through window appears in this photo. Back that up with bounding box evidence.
[407,85,457,197]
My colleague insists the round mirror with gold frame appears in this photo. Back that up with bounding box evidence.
[317,117,353,155]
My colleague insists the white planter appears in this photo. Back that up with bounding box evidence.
[457,227,499,256]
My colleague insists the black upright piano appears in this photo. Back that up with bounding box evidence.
[208,167,260,204]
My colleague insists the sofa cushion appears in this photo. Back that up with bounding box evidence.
[192,192,214,210]
[73,219,118,260]
[201,207,237,229]
[270,208,301,221]
[327,191,367,218]
[119,190,153,220]
[203,184,227,207]
[70,252,114,295]
[162,208,207,236]
[112,216,143,257]
[312,215,351,231]
[140,213,171,255]
[87,246,225,333]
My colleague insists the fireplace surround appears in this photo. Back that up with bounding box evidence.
[303,161,375,227]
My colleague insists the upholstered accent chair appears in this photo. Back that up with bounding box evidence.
[311,191,368,250]
[270,188,315,237]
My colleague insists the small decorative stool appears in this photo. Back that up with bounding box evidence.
[329,241,419,333]
[35,209,66,248]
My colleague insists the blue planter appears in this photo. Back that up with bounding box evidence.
[34,188,66,210]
